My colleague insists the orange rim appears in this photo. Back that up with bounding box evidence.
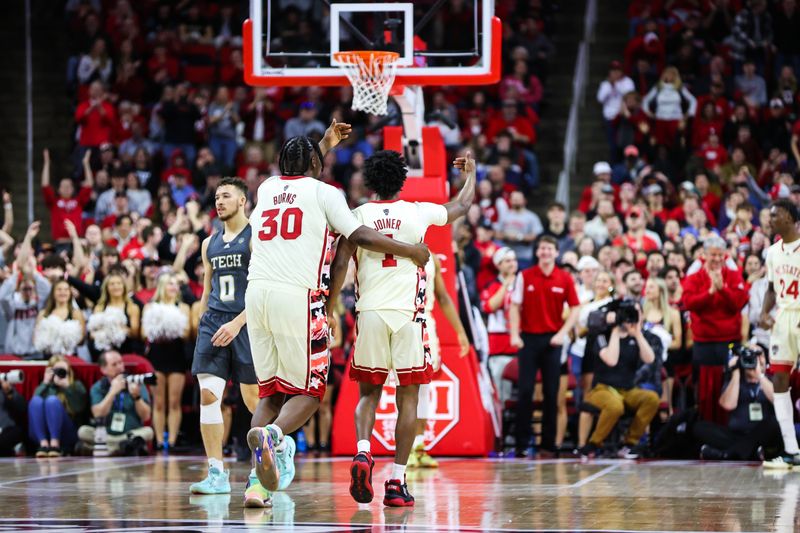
[333,50,400,66]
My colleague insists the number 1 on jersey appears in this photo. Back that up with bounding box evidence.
[382,234,397,268]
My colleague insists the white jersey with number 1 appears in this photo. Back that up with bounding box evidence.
[352,200,447,321]
[766,238,800,311]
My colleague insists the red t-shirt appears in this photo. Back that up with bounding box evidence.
[611,232,660,253]
[512,265,579,334]
[42,186,92,240]
[135,287,156,304]
[485,115,538,145]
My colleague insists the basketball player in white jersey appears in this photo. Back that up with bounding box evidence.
[761,198,800,468]
[245,124,431,496]
[407,253,470,469]
[327,149,475,506]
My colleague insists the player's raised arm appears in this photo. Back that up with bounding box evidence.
[318,119,352,157]
[443,151,477,224]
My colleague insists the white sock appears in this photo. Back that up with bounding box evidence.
[208,457,224,472]
[412,434,425,449]
[775,392,800,455]
[391,463,406,481]
[357,439,371,454]
[266,424,284,446]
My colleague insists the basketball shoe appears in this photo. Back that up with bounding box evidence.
[763,454,800,469]
[275,435,296,490]
[244,470,272,508]
[383,476,415,507]
[190,466,231,494]
[247,427,280,491]
[349,451,375,503]
[414,446,439,468]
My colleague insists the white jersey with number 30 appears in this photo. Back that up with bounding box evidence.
[766,238,800,311]
[352,200,447,316]
[248,176,361,292]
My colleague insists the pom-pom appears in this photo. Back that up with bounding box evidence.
[142,303,188,343]
[87,307,128,351]
[34,315,83,356]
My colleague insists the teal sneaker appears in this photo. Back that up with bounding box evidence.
[275,435,296,491]
[244,471,272,508]
[190,467,231,494]
[247,427,280,491]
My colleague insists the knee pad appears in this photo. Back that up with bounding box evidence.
[197,374,226,425]
[417,383,431,419]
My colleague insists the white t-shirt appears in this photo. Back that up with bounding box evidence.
[352,200,447,328]
[766,238,800,311]
[248,176,361,292]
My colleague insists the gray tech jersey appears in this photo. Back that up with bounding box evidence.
[207,225,251,314]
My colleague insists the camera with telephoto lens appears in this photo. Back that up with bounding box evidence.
[53,367,68,379]
[734,345,760,370]
[125,373,157,386]
[0,370,24,385]
[587,299,641,336]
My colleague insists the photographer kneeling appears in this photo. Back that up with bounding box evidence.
[77,351,154,455]
[29,356,88,457]
[693,345,781,460]
[580,302,662,459]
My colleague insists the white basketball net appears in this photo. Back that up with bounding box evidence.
[333,51,399,116]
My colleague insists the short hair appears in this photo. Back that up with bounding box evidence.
[141,225,158,241]
[41,254,66,271]
[537,235,559,251]
[622,269,642,283]
[737,200,754,212]
[614,258,633,269]
[218,176,247,197]
[703,235,727,251]
[547,201,566,212]
[772,198,800,222]
[115,214,132,227]
[363,150,408,200]
[98,350,121,368]
[278,136,324,176]
[569,210,586,221]
[659,265,681,278]
[101,245,120,258]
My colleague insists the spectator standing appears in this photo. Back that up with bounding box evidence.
[612,207,661,253]
[642,67,697,149]
[0,235,51,358]
[74,82,117,151]
[77,38,113,85]
[735,59,768,109]
[480,247,519,407]
[597,61,635,161]
[0,376,25,456]
[89,272,141,358]
[682,236,748,424]
[495,191,543,270]
[41,150,93,245]
[730,0,773,71]
[76,350,153,454]
[207,87,240,172]
[509,237,580,456]
[28,356,88,457]
[160,83,201,165]
[283,102,326,140]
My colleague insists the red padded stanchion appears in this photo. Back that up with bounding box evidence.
[331,126,493,456]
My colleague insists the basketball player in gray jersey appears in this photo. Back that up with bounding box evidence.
[189,177,273,507]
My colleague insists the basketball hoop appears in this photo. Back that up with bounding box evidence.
[332,50,400,116]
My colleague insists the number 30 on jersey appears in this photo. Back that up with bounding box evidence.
[258,208,304,241]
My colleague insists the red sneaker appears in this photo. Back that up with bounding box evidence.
[349,452,375,503]
[383,477,414,507]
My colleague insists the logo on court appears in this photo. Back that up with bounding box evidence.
[373,364,460,451]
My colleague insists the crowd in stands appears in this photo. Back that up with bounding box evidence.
[1,0,799,461]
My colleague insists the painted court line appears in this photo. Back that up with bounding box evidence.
[569,463,621,488]
[0,457,158,487]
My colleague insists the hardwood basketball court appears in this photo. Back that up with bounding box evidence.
[0,456,792,532]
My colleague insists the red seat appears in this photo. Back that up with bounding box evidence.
[181,43,217,62]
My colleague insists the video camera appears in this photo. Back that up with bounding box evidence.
[587,299,640,336]
[0,370,24,385]
[732,345,761,371]
[125,373,157,386]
